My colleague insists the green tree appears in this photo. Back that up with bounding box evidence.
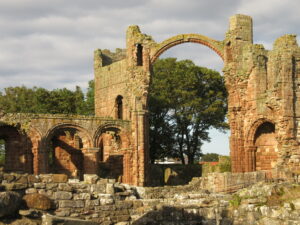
[85,80,95,115]
[149,58,228,164]
[0,86,35,113]
[200,153,220,162]
[0,85,90,115]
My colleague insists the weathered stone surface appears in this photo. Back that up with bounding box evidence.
[106,183,114,194]
[58,183,73,192]
[84,174,99,184]
[23,193,52,210]
[54,191,73,200]
[91,184,106,193]
[42,214,99,225]
[34,183,46,189]
[0,191,21,217]
[4,183,28,190]
[19,209,41,218]
[59,200,84,208]
[25,188,38,194]
[52,174,68,183]
[4,217,40,225]
[73,193,91,200]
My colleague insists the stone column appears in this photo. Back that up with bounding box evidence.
[131,108,149,186]
[245,146,256,172]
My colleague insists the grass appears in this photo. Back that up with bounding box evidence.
[229,194,242,208]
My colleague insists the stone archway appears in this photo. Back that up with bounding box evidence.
[0,124,32,173]
[150,34,224,64]
[94,125,131,183]
[245,119,278,172]
[254,122,278,170]
[44,124,93,178]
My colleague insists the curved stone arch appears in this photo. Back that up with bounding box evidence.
[43,123,94,176]
[150,34,224,64]
[246,118,276,145]
[243,118,277,172]
[93,123,128,147]
[44,123,93,148]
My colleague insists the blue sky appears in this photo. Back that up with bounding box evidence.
[0,0,300,155]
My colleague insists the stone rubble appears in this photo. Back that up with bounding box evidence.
[0,172,298,224]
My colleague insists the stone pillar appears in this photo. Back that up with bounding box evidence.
[122,151,132,184]
[102,133,112,161]
[244,146,256,172]
[131,108,149,186]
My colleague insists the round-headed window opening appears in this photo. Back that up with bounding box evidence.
[116,95,123,119]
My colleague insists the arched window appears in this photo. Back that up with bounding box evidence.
[116,95,123,119]
[136,44,143,66]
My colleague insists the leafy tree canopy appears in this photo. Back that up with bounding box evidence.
[0,82,95,115]
[200,153,220,162]
[149,58,228,164]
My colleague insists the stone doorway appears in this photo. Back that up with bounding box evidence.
[254,122,278,170]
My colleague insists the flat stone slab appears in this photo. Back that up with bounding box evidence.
[42,214,99,225]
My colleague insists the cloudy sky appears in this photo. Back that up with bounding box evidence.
[0,0,299,155]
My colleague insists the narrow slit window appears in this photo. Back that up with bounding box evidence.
[136,44,143,66]
[116,95,123,119]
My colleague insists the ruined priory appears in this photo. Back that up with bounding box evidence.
[0,14,299,186]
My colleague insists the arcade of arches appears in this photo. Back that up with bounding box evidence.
[1,14,300,186]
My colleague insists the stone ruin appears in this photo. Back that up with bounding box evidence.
[0,14,300,186]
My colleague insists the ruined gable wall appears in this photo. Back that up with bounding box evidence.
[94,49,129,119]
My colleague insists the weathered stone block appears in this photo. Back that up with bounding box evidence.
[58,183,73,192]
[4,183,28,190]
[53,174,68,183]
[0,191,22,217]
[27,175,41,184]
[85,199,100,207]
[25,188,38,194]
[40,174,53,183]
[23,193,52,210]
[106,183,114,194]
[34,182,46,189]
[74,193,91,200]
[84,174,99,184]
[54,191,73,200]
[46,183,58,190]
[59,200,84,208]
[91,184,106,193]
